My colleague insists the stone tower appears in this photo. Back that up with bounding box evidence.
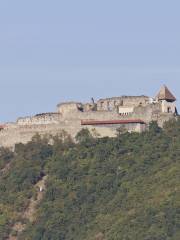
[156,85,177,114]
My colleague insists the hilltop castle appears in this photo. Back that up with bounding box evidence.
[0,85,177,147]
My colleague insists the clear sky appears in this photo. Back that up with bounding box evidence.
[0,0,180,122]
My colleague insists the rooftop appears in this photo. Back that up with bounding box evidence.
[156,85,176,102]
[81,119,145,126]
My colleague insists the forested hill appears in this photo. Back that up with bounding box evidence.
[0,119,180,240]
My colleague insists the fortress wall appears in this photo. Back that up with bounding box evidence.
[0,98,176,148]
[0,112,144,147]
[0,128,22,148]
[60,110,145,123]
[0,111,98,147]
[17,113,61,125]
[85,122,146,137]
[0,122,82,148]
[132,103,161,122]
[64,110,121,120]
[57,102,83,115]
[66,107,159,123]
[157,113,175,127]
[97,96,150,111]
[4,123,17,129]
[121,96,150,106]
[130,103,175,127]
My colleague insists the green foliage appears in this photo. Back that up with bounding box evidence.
[0,147,14,170]
[0,135,53,239]
[0,121,180,239]
[149,121,162,134]
[75,128,94,143]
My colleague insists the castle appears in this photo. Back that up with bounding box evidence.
[0,85,177,148]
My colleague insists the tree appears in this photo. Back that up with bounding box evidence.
[75,128,93,143]
[149,121,162,134]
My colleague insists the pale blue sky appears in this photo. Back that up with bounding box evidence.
[0,0,179,122]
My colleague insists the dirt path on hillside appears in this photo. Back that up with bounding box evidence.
[23,175,47,222]
[7,175,48,240]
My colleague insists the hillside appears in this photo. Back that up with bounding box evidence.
[0,120,179,240]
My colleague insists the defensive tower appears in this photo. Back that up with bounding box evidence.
[156,85,177,114]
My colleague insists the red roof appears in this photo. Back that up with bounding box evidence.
[0,125,5,129]
[81,119,145,126]
[156,85,176,101]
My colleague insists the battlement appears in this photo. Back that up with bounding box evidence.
[97,95,150,111]
[0,85,177,147]
[17,113,61,125]
[98,95,149,101]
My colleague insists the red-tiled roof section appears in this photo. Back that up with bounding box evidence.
[0,125,5,129]
[81,119,145,126]
[156,85,176,101]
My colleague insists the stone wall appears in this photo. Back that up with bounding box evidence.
[0,106,151,148]
[84,122,146,136]
[161,100,176,114]
[17,113,61,125]
[0,108,141,147]
[57,102,83,115]
[0,95,177,148]
[97,96,150,111]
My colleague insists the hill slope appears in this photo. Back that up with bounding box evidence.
[0,120,179,240]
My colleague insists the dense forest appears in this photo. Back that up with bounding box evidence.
[0,119,179,240]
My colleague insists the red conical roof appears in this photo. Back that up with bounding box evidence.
[156,85,176,101]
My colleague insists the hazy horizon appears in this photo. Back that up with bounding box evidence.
[0,1,180,122]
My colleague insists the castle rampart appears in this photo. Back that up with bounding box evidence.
[0,85,177,148]
[17,113,61,125]
[97,96,150,111]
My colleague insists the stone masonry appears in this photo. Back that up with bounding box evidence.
[0,85,177,148]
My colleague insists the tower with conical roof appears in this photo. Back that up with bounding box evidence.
[156,85,177,114]
[156,85,176,102]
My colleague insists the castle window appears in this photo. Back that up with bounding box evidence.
[100,102,104,109]
[167,107,171,113]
